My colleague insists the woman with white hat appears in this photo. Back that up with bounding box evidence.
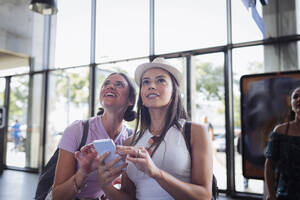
[96,57,213,200]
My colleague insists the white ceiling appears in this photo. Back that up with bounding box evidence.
[0,49,29,70]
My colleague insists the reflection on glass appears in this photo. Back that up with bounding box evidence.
[191,53,226,190]
[6,76,29,168]
[96,0,148,62]
[155,0,226,54]
[54,0,91,68]
[46,67,89,163]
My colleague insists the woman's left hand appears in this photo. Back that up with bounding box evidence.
[116,146,161,178]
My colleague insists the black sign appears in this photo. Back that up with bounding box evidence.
[0,107,5,129]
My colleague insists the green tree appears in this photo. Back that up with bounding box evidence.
[54,69,89,106]
[195,62,224,101]
[9,76,29,123]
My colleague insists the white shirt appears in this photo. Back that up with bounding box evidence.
[126,121,191,200]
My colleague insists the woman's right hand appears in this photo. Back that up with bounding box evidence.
[96,153,128,189]
[74,143,99,175]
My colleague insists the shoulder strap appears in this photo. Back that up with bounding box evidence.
[78,120,89,151]
[184,121,192,154]
[284,121,290,136]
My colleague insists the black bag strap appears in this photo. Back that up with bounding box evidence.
[184,121,192,154]
[78,120,89,151]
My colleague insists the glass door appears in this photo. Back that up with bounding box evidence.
[5,75,29,168]
[0,78,6,174]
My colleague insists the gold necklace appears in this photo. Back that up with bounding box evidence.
[149,127,162,135]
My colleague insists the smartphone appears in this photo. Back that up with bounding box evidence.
[92,139,124,168]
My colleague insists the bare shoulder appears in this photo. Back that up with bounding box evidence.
[189,122,210,142]
[190,122,206,134]
[273,122,288,134]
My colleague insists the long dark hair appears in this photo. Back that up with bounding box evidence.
[288,86,300,122]
[97,72,137,122]
[131,71,188,156]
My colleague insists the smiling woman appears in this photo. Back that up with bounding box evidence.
[51,72,137,200]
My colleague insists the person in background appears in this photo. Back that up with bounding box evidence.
[93,58,213,200]
[264,86,300,200]
[203,116,214,140]
[11,120,21,151]
[52,72,136,200]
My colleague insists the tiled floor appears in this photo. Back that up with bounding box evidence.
[0,169,39,199]
[0,169,242,200]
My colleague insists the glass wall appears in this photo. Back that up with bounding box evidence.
[96,0,149,63]
[29,74,44,168]
[0,78,4,106]
[6,75,29,168]
[191,53,226,189]
[53,0,91,68]
[232,46,264,193]
[232,0,300,43]
[45,67,89,162]
[155,0,227,54]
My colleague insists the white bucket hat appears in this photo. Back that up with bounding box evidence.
[134,57,183,86]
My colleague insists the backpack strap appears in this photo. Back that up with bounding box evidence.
[78,120,89,151]
[184,121,192,154]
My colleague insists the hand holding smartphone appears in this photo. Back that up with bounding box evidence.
[92,139,124,168]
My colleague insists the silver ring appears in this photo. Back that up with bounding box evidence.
[137,149,142,158]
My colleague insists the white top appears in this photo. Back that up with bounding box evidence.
[126,120,191,200]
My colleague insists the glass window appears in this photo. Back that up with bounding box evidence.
[6,75,29,168]
[96,0,149,63]
[46,67,89,163]
[155,0,226,54]
[191,53,226,190]
[233,0,299,43]
[233,46,264,193]
[233,43,300,193]
[0,78,5,106]
[232,0,263,43]
[54,0,91,68]
[29,74,44,168]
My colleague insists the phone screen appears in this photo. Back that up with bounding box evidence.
[92,139,124,168]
